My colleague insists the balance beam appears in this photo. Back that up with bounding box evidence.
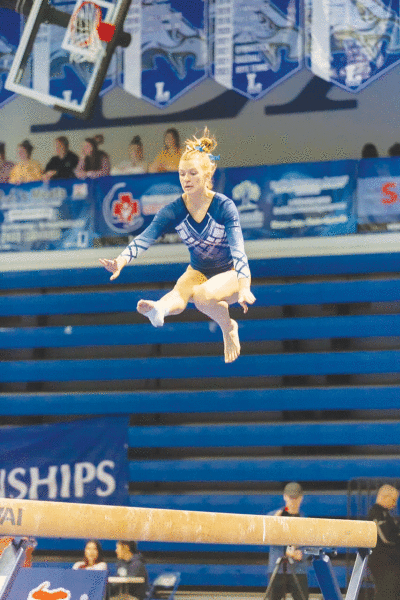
[0,499,376,548]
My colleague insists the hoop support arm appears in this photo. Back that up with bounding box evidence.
[0,499,377,548]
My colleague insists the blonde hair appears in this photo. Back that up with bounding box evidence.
[181,128,218,189]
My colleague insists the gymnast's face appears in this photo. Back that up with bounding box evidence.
[179,157,210,198]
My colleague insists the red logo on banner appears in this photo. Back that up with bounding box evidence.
[112,193,140,223]
[381,182,398,204]
[28,582,71,600]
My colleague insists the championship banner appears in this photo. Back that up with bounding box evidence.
[305,0,400,92]
[223,160,357,238]
[0,179,95,252]
[357,156,400,232]
[119,0,207,107]
[0,416,129,504]
[209,0,302,99]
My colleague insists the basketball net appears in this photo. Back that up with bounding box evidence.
[65,0,116,63]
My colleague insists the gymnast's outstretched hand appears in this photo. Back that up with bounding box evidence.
[238,280,256,314]
[99,256,128,281]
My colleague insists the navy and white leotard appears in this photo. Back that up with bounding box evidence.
[120,192,250,279]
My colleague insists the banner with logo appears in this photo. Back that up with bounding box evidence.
[357,156,400,232]
[7,568,107,600]
[0,179,94,252]
[0,416,129,505]
[93,172,182,238]
[223,160,357,238]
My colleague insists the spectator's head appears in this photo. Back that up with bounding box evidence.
[283,481,304,514]
[164,128,180,151]
[116,540,138,560]
[389,143,400,157]
[82,540,104,567]
[18,139,34,161]
[0,142,5,161]
[55,136,69,158]
[129,135,144,163]
[180,127,218,191]
[94,133,104,146]
[82,137,98,157]
[376,485,399,510]
[361,143,379,159]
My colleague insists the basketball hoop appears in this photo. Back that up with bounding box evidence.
[62,0,116,63]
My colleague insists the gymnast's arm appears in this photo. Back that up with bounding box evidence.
[223,200,256,312]
[99,205,176,280]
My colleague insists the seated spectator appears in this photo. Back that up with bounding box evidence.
[388,143,400,157]
[43,136,79,181]
[148,127,182,173]
[9,140,43,184]
[111,136,148,175]
[73,540,107,570]
[0,142,15,183]
[75,137,111,179]
[108,541,148,600]
[361,143,379,159]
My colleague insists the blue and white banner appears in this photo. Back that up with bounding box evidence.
[0,7,21,108]
[0,179,94,252]
[8,569,107,600]
[223,160,357,238]
[357,156,400,231]
[305,0,400,92]
[0,416,129,504]
[210,0,302,99]
[94,172,182,237]
[120,0,207,107]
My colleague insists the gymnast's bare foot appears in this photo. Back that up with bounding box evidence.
[137,300,165,327]
[223,319,240,363]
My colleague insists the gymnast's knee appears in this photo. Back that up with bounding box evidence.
[192,284,213,309]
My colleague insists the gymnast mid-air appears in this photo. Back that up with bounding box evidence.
[100,127,256,363]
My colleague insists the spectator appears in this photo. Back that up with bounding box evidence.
[43,136,79,181]
[267,482,309,600]
[0,142,14,183]
[9,140,43,184]
[108,541,149,600]
[72,539,107,570]
[368,484,400,600]
[75,137,111,179]
[361,143,379,159]
[111,136,148,175]
[388,143,400,157]
[148,127,182,173]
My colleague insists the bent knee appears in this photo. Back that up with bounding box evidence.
[192,283,214,308]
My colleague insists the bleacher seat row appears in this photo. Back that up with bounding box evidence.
[1,253,399,591]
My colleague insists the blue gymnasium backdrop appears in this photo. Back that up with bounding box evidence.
[3,156,400,251]
[2,0,400,110]
[0,416,129,504]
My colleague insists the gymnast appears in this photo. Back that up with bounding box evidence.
[100,127,256,363]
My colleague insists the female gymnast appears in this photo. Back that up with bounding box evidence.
[100,128,255,363]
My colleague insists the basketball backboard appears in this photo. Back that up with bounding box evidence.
[4,0,131,118]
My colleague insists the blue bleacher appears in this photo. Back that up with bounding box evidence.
[1,251,400,590]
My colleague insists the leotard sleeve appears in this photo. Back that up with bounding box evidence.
[119,202,179,263]
[222,199,251,280]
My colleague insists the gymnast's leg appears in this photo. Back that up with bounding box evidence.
[137,266,207,327]
[191,270,240,363]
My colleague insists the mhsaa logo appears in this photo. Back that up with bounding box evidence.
[103,183,144,233]
[28,582,71,600]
